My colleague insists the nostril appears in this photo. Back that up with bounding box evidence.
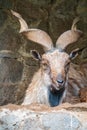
[57,80,64,84]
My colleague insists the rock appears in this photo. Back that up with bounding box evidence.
[0,58,23,105]
[0,103,87,130]
[0,26,23,51]
[81,48,87,59]
[0,58,23,82]
[80,88,87,102]
[77,0,87,20]
[0,10,7,27]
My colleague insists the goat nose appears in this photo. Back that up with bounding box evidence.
[57,79,64,84]
[57,74,64,84]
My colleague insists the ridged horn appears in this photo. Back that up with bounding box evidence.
[56,17,83,50]
[11,10,53,51]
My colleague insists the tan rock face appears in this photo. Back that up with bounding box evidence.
[0,103,87,130]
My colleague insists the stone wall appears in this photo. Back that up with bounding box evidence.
[0,103,87,130]
[0,0,87,105]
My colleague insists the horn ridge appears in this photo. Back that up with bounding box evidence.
[11,10,53,51]
[71,17,80,31]
[11,10,29,33]
[56,18,83,50]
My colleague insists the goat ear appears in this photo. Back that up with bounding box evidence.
[69,48,79,59]
[30,50,41,61]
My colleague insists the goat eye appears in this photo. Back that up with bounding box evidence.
[42,62,50,72]
[42,63,48,68]
[41,59,50,72]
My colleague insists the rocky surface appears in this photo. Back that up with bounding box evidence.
[0,103,87,130]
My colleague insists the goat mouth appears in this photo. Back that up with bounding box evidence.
[51,85,60,91]
[50,84,65,95]
[51,82,64,91]
[51,80,65,91]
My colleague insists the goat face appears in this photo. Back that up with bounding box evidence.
[42,50,70,90]
[31,48,79,91]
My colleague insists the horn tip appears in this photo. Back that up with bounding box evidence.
[71,17,80,31]
[11,10,21,19]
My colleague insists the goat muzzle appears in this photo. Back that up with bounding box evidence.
[51,78,65,91]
